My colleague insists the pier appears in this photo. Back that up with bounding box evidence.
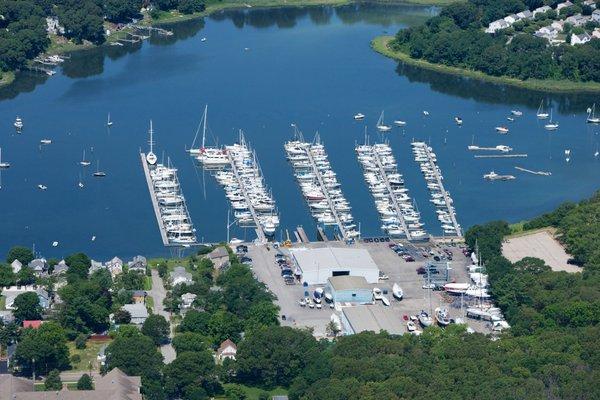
[474,154,528,158]
[302,142,349,240]
[412,142,462,238]
[226,150,267,243]
[370,148,412,240]
[515,166,551,176]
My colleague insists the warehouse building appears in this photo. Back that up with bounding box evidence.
[326,276,373,304]
[341,305,404,335]
[290,247,379,285]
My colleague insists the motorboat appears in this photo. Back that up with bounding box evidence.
[511,110,522,116]
[483,171,515,181]
[354,113,365,120]
[418,311,433,327]
[454,116,463,125]
[495,126,509,134]
[380,296,390,306]
[37,184,47,190]
[40,139,52,145]
[423,110,429,116]
[407,321,416,332]
[107,113,113,127]
[392,283,403,300]
[372,287,383,301]
[14,117,23,131]
[434,307,451,326]
[394,120,407,127]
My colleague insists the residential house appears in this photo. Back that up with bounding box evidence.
[533,5,553,16]
[565,14,590,27]
[0,367,142,399]
[89,259,104,275]
[106,256,123,277]
[592,27,600,39]
[180,293,197,310]
[170,266,193,286]
[485,19,510,33]
[52,260,69,275]
[132,290,146,304]
[216,339,237,362]
[516,10,533,20]
[557,1,574,12]
[2,286,50,310]
[504,14,518,24]
[535,26,559,40]
[45,16,65,35]
[583,0,596,8]
[207,247,230,270]
[28,258,47,276]
[128,255,147,273]
[551,20,565,32]
[592,9,600,22]
[121,303,149,325]
[0,311,14,324]
[10,259,22,274]
[571,32,592,44]
[22,320,43,329]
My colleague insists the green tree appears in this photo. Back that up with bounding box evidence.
[14,322,70,376]
[163,350,220,399]
[6,246,34,265]
[104,0,142,23]
[0,264,16,287]
[178,310,210,333]
[208,310,242,346]
[114,309,132,324]
[75,333,88,349]
[141,314,170,345]
[105,330,163,378]
[172,332,207,354]
[13,292,42,322]
[178,0,206,15]
[44,369,62,391]
[77,373,93,390]
[16,267,35,285]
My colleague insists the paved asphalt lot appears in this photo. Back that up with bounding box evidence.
[248,239,493,338]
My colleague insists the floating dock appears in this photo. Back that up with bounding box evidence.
[515,166,551,176]
[285,134,359,241]
[141,152,169,246]
[475,154,527,158]
[356,142,426,241]
[412,142,462,238]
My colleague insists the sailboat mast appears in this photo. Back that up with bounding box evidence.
[149,120,154,154]
[202,105,207,149]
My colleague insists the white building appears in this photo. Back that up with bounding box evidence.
[170,266,193,286]
[341,305,405,335]
[121,303,149,325]
[533,5,553,16]
[290,247,379,285]
[504,14,518,24]
[557,1,574,12]
[216,339,237,362]
[106,256,123,277]
[10,260,22,274]
[592,28,600,39]
[486,19,510,33]
[571,32,592,45]
[180,293,197,309]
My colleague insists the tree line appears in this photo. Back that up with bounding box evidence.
[392,0,600,83]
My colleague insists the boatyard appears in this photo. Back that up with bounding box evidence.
[412,142,462,237]
[247,239,502,338]
[356,141,425,241]
[285,133,359,242]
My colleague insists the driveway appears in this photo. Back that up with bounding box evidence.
[149,269,176,363]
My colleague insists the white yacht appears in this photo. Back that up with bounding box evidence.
[394,120,406,127]
[586,104,599,124]
[495,126,509,134]
[14,117,23,131]
[0,148,10,169]
[354,113,365,120]
[484,171,515,181]
[40,139,52,145]
[38,184,47,190]
[544,110,559,130]
[511,110,522,116]
[376,111,392,132]
[537,100,549,119]
[454,116,463,125]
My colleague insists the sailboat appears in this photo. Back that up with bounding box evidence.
[107,113,113,127]
[544,109,559,130]
[594,144,599,158]
[146,120,158,165]
[587,104,600,124]
[93,160,106,177]
[392,283,403,300]
[78,172,84,188]
[0,148,10,169]
[80,149,91,166]
[537,100,549,119]
[187,106,208,156]
[376,111,392,132]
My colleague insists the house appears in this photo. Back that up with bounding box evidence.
[0,311,14,324]
[10,260,22,274]
[170,266,193,286]
[485,19,510,33]
[551,20,565,32]
[557,1,574,12]
[535,26,559,40]
[128,255,147,273]
[571,32,592,45]
[533,5,553,16]
[22,320,43,329]
[0,367,142,399]
[28,258,47,276]
[565,14,590,27]
[132,290,146,304]
[52,260,69,275]
[583,0,596,7]
[45,16,65,35]
[180,293,197,309]
[504,14,518,24]
[89,259,104,275]
[216,339,237,362]
[516,10,533,20]
[106,256,123,277]
[592,9,600,22]
[207,247,230,270]
[2,286,50,310]
[122,303,149,325]
[592,28,600,39]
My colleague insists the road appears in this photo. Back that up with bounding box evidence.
[149,269,176,363]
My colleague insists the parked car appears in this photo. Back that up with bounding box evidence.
[404,255,415,262]
[378,272,389,280]
[240,256,252,263]
[281,268,293,277]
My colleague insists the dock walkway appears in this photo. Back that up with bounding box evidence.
[141,153,169,246]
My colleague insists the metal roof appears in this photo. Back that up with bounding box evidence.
[343,305,404,335]
[291,247,378,274]
[328,276,371,291]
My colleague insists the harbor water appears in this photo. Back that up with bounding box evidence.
[0,3,599,258]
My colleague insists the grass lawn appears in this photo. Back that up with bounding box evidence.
[67,339,112,372]
[0,296,5,311]
[144,275,153,290]
[0,71,15,89]
[371,36,600,93]
[145,296,154,309]
[218,384,288,400]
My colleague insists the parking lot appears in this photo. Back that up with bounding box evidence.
[247,239,493,338]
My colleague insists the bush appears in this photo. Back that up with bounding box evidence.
[70,354,81,364]
[44,369,62,391]
[77,373,93,390]
[75,334,88,349]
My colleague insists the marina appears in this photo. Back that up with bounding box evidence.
[141,122,197,247]
[285,132,359,242]
[412,142,462,238]
[356,141,425,241]
[195,131,279,243]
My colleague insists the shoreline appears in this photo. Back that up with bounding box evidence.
[371,36,600,93]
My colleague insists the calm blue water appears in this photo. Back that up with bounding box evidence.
[0,3,598,259]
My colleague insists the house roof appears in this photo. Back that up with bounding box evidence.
[328,275,371,291]
[122,303,148,319]
[170,266,192,280]
[22,320,43,329]
[208,247,229,260]
[343,305,405,335]
[11,259,22,268]
[0,374,34,398]
[132,290,146,297]
[217,339,237,355]
[28,259,46,270]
